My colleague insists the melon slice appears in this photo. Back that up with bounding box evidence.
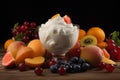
[2,51,16,68]
[25,56,45,68]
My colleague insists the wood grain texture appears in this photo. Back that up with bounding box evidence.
[1,63,120,80]
[0,46,120,80]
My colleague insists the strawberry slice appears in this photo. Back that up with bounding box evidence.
[63,15,72,24]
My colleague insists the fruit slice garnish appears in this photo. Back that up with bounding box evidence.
[2,51,16,68]
[63,15,72,24]
[97,41,108,48]
[101,56,116,65]
[80,35,97,47]
[51,13,60,19]
[25,56,45,68]
[102,48,110,59]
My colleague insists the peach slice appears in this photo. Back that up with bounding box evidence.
[101,56,116,65]
[16,47,34,63]
[51,13,60,19]
[102,48,110,59]
[25,56,45,68]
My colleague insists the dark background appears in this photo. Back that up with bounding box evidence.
[0,0,120,44]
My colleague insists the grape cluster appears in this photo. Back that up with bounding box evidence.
[49,57,91,75]
[106,39,120,60]
[11,21,39,44]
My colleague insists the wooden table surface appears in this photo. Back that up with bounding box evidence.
[0,44,120,80]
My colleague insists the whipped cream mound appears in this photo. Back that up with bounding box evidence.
[38,15,79,55]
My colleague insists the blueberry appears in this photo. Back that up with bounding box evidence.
[54,63,60,68]
[73,64,81,72]
[65,64,74,73]
[69,57,79,64]
[78,58,86,64]
[50,64,59,73]
[81,63,90,72]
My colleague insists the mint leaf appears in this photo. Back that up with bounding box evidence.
[13,22,19,29]
[110,31,120,46]
[14,32,24,41]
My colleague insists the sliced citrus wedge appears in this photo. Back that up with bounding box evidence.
[2,51,16,68]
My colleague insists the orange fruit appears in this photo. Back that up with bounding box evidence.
[4,39,14,50]
[27,39,46,57]
[78,29,86,42]
[87,27,105,43]
[102,48,110,59]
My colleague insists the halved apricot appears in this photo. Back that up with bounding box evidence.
[25,56,45,68]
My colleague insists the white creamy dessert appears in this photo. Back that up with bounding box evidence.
[38,14,79,56]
